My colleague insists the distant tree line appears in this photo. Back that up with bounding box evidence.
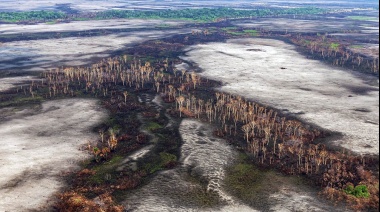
[0,10,66,22]
[93,7,327,22]
[0,7,327,23]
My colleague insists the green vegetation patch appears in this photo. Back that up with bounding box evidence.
[0,10,65,22]
[146,121,163,131]
[159,152,177,167]
[301,39,311,45]
[0,96,44,108]
[0,7,328,23]
[223,153,305,210]
[225,31,246,36]
[243,29,259,36]
[344,184,370,198]
[221,27,238,31]
[46,21,57,25]
[350,45,365,49]
[183,186,220,208]
[329,42,340,50]
[143,152,177,174]
[224,154,265,204]
[346,16,379,21]
[90,155,123,184]
[221,28,259,37]
[94,7,327,22]
[178,169,221,208]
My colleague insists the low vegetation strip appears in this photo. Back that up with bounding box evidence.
[94,7,327,22]
[346,16,379,21]
[0,10,65,22]
[0,7,328,23]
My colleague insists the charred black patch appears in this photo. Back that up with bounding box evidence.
[216,51,244,59]
[298,87,312,91]
[247,49,265,52]
[343,84,379,95]
[365,120,379,125]
[353,108,371,113]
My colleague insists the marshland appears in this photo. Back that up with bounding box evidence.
[0,1,379,211]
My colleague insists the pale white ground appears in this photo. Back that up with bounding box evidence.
[0,28,195,71]
[175,62,191,72]
[181,38,379,155]
[0,76,35,92]
[0,0,261,12]
[0,19,190,35]
[269,185,349,212]
[232,18,379,33]
[250,0,378,8]
[232,16,379,48]
[180,119,241,206]
[0,99,107,212]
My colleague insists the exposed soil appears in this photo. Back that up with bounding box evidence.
[0,98,107,211]
[0,6,379,211]
[0,19,190,36]
[0,28,197,72]
[181,38,379,156]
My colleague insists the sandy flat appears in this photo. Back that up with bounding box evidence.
[0,19,190,35]
[0,0,262,12]
[0,98,107,211]
[0,28,194,71]
[232,18,379,34]
[181,38,379,155]
[269,185,349,212]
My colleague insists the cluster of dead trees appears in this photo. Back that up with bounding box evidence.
[248,27,379,75]
[166,78,378,210]
[191,29,210,36]
[290,34,379,75]
[87,128,119,162]
[35,55,202,103]
[40,55,155,98]
[32,54,378,210]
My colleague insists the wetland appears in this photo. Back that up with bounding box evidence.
[0,1,379,211]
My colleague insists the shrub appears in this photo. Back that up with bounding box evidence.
[344,184,370,198]
[159,152,177,168]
